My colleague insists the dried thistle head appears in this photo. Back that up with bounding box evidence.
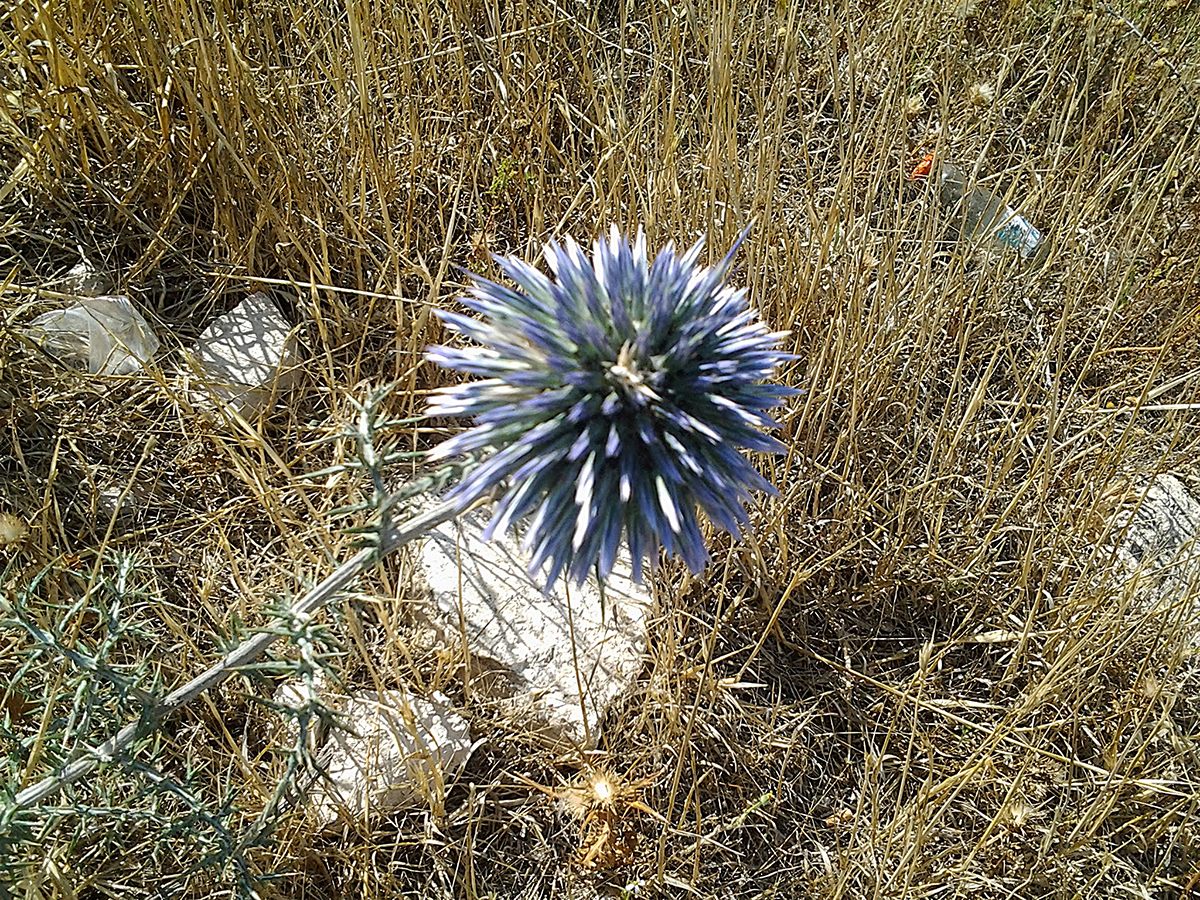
[561,768,622,820]
[558,767,659,870]
[969,81,996,107]
[0,512,28,547]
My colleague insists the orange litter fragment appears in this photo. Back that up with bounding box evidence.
[910,152,935,179]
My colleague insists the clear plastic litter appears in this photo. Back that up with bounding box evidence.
[910,153,1048,265]
[25,295,159,375]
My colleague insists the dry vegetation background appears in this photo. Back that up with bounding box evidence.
[3,0,1200,896]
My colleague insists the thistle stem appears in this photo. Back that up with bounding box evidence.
[13,498,459,811]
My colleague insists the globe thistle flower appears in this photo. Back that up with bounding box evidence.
[425,225,793,588]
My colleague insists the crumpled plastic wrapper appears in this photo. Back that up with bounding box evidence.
[25,295,159,375]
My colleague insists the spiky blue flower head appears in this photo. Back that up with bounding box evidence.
[425,225,793,589]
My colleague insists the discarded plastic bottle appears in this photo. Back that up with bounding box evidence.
[910,153,1048,265]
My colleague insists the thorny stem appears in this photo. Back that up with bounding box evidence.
[1101,1,1197,107]
[12,498,459,812]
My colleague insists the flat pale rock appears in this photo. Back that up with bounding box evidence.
[95,478,161,531]
[56,261,114,298]
[276,684,474,824]
[1111,474,1200,648]
[418,510,651,748]
[189,291,299,420]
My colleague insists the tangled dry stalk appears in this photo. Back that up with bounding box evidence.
[3,0,1200,897]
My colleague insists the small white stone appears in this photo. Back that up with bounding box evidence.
[188,291,299,421]
[56,261,114,298]
[275,685,474,824]
[95,479,158,528]
[1111,474,1200,648]
[417,509,651,749]
[272,672,334,756]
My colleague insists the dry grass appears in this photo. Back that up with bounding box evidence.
[3,0,1200,896]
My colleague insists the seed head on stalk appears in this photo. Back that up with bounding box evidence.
[426,225,793,588]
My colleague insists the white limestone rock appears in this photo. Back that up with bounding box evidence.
[55,261,114,298]
[1111,474,1200,647]
[417,510,652,748]
[95,478,160,530]
[189,291,299,421]
[275,684,474,825]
